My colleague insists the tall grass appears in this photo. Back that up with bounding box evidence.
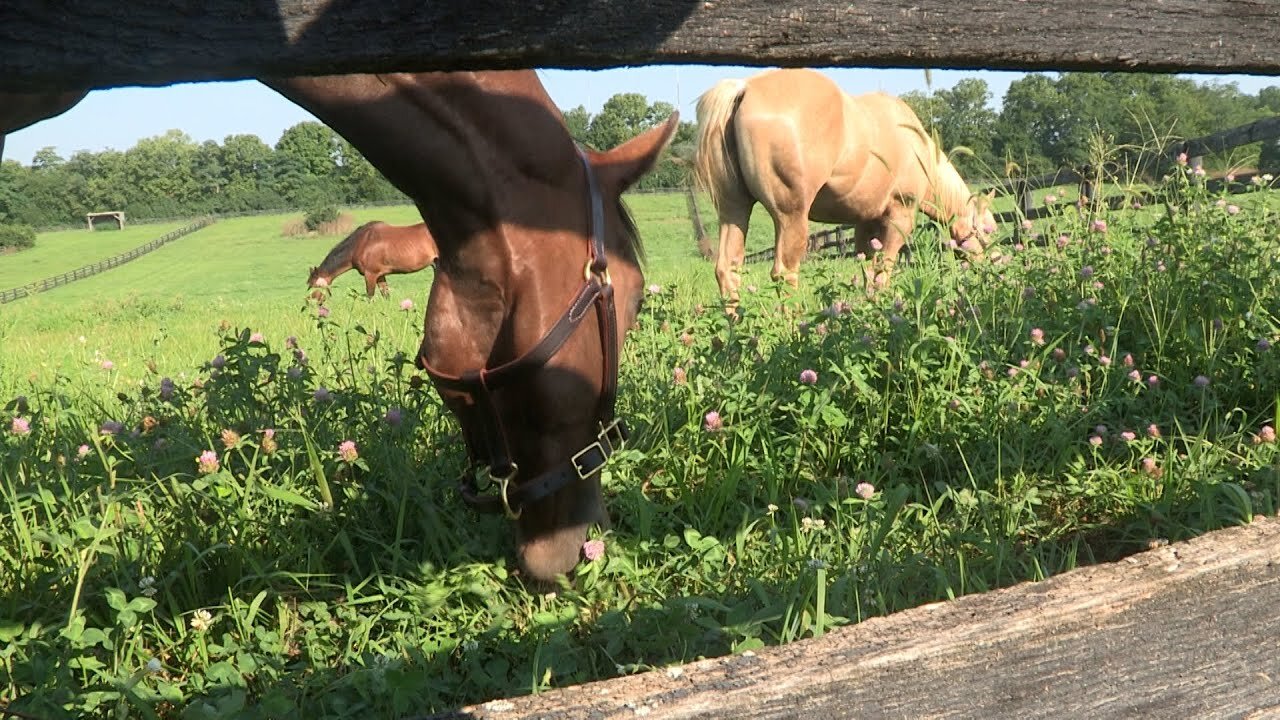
[1,178,1278,718]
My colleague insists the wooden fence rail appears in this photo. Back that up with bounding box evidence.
[0,218,214,304]
[1000,113,1280,231]
[425,517,1280,719]
[3,1,1280,92]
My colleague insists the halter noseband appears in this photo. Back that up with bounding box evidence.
[419,149,627,519]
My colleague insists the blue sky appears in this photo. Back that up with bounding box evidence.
[6,66,1278,165]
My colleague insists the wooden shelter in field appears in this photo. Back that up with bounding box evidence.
[2,0,1279,715]
[86,211,124,231]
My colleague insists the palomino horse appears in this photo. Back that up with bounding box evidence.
[3,73,678,581]
[308,221,439,298]
[694,68,997,307]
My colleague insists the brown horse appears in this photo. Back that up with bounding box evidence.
[0,89,88,160]
[4,73,678,581]
[307,221,439,298]
[694,68,997,307]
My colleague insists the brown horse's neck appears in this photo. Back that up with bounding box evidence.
[0,90,87,136]
[0,90,89,163]
[266,71,594,381]
[313,223,369,281]
[266,72,579,276]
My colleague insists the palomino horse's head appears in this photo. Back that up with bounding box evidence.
[952,190,998,256]
[416,114,680,582]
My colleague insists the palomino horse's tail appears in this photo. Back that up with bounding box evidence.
[693,78,749,215]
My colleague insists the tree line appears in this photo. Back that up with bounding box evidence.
[2,72,1278,228]
[0,94,695,229]
[901,72,1280,178]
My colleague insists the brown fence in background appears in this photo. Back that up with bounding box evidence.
[734,114,1280,265]
[0,217,214,304]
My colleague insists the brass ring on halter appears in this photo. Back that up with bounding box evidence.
[490,463,522,519]
[582,258,612,286]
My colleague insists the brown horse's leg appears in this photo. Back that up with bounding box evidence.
[363,271,379,298]
[378,278,390,298]
[714,203,751,311]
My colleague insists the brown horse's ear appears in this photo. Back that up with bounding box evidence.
[590,112,680,195]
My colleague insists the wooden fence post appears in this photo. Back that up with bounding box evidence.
[1078,165,1096,216]
[1014,178,1034,240]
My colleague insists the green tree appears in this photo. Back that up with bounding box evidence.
[273,122,343,208]
[562,105,591,146]
[585,93,660,150]
[994,73,1066,173]
[30,146,64,170]
[0,160,27,222]
[66,149,126,212]
[121,130,200,217]
[1258,86,1280,114]
[335,137,404,204]
[905,79,998,176]
[218,134,280,211]
[274,122,341,178]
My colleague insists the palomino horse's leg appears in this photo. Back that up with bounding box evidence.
[714,202,752,311]
[770,211,810,290]
[852,222,880,293]
[868,208,915,290]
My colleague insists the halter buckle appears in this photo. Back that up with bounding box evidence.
[570,419,628,480]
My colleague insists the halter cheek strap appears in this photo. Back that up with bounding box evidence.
[419,149,627,519]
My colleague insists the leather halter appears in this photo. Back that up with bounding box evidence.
[418,149,627,518]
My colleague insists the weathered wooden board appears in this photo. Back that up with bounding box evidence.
[1179,115,1280,158]
[425,517,1280,719]
[2,1,1280,92]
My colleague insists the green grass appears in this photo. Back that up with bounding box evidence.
[0,221,190,290]
[2,180,1280,718]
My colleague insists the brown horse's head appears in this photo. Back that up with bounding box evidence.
[307,266,331,289]
[417,117,679,583]
[268,71,677,582]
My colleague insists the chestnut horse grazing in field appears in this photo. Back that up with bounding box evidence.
[308,221,439,298]
[3,73,678,581]
[694,68,997,308]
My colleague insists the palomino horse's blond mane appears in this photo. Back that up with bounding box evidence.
[903,128,993,245]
